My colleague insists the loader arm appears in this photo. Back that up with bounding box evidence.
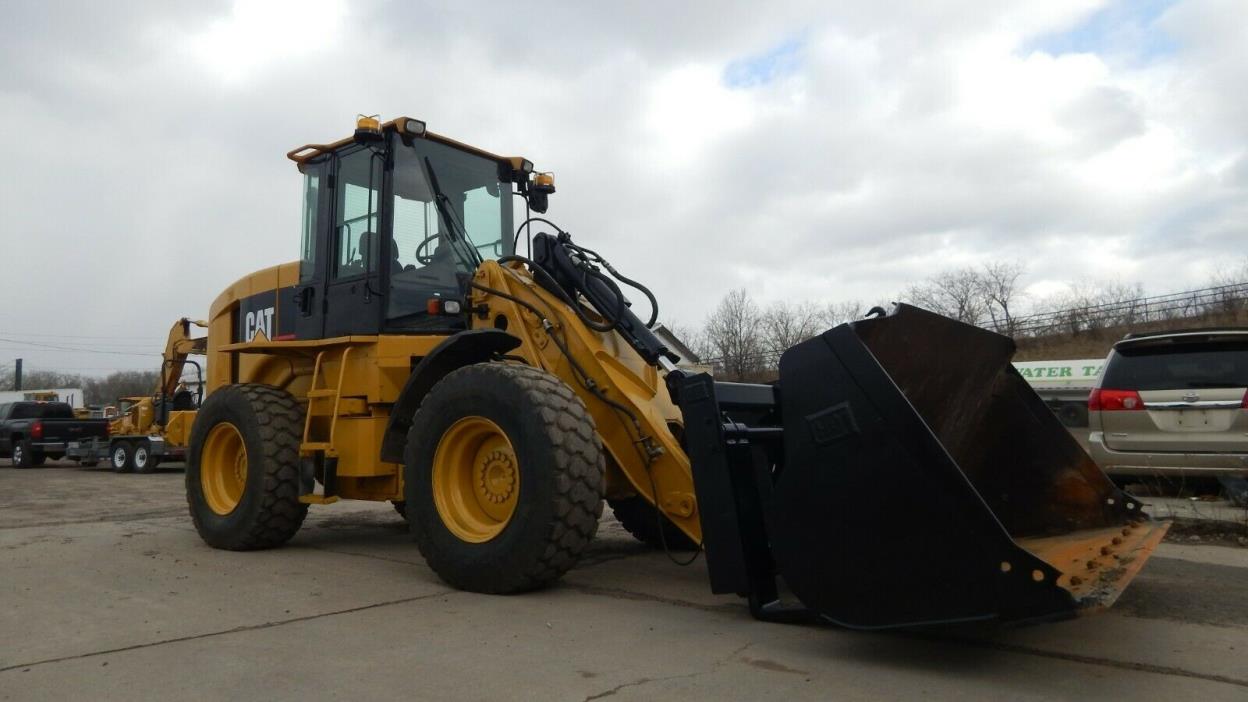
[160,318,208,399]
[468,259,702,542]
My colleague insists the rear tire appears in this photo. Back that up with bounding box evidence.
[133,441,155,474]
[186,384,308,550]
[111,441,134,473]
[12,440,33,468]
[608,496,699,551]
[405,363,605,594]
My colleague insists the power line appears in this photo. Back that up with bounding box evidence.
[0,337,160,357]
[0,331,167,341]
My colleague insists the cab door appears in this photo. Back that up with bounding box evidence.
[323,146,386,337]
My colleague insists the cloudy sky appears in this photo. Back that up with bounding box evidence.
[2,0,1245,375]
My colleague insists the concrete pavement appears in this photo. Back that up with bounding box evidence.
[2,463,1247,700]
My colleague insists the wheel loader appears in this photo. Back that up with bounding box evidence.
[185,114,1168,628]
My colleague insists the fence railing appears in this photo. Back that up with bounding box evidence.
[1007,281,1248,337]
[699,281,1248,374]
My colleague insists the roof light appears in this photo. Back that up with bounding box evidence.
[533,172,556,194]
[521,159,534,173]
[354,114,383,143]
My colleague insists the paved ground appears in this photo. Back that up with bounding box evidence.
[2,462,1248,701]
[1147,497,1248,526]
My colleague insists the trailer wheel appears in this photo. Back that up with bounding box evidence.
[608,496,699,551]
[186,384,307,550]
[133,441,155,474]
[12,440,33,468]
[110,441,134,473]
[405,363,605,594]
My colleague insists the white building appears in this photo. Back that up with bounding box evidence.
[0,388,86,409]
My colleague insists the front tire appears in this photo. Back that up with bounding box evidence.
[405,363,605,594]
[186,384,308,550]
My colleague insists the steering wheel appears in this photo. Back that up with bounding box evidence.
[415,233,442,265]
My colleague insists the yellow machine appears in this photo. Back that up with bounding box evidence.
[93,319,207,472]
[185,115,1168,627]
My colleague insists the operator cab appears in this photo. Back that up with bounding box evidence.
[287,116,552,338]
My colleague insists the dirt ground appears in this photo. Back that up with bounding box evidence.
[3,461,1248,701]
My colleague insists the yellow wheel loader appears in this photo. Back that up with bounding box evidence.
[185,115,1168,627]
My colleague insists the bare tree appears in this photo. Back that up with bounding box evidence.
[822,300,865,326]
[979,261,1026,335]
[84,371,162,405]
[1030,279,1146,334]
[761,301,824,357]
[1210,258,1248,314]
[660,322,706,364]
[2,368,160,406]
[1095,280,1146,327]
[903,267,987,325]
[702,288,765,381]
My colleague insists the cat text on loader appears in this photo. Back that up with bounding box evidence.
[186,115,1168,628]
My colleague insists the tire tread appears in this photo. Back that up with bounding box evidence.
[406,363,604,593]
[187,384,308,550]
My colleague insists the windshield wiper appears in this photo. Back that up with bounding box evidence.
[421,157,483,269]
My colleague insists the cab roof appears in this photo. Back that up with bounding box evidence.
[285,116,530,174]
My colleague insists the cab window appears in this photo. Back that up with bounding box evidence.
[299,171,320,283]
[385,138,513,327]
[333,148,383,280]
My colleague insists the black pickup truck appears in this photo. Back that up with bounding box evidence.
[0,401,110,467]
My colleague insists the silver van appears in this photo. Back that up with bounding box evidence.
[1087,328,1248,503]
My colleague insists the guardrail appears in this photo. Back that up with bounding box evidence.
[1009,281,1248,337]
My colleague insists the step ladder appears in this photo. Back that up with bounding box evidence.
[299,347,354,505]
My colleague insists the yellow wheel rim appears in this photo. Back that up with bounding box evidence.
[201,422,248,516]
[432,416,520,543]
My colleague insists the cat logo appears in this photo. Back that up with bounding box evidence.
[245,307,275,342]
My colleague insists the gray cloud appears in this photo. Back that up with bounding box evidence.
[1,0,1245,375]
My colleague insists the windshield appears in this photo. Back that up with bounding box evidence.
[387,137,513,326]
[1104,340,1248,390]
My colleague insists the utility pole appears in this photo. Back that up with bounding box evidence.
[14,358,22,391]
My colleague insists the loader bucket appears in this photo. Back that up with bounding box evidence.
[763,304,1168,628]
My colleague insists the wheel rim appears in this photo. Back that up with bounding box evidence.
[432,416,520,543]
[135,447,148,469]
[201,422,247,516]
[13,445,21,464]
